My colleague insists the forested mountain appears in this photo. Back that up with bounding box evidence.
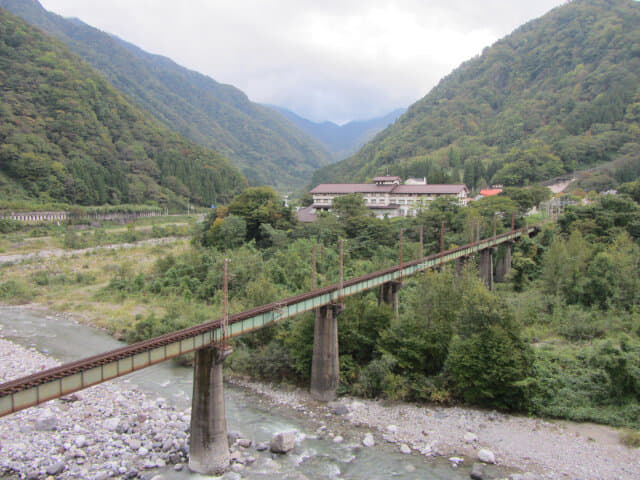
[312,0,640,190]
[0,8,247,207]
[0,0,333,191]
[269,107,405,160]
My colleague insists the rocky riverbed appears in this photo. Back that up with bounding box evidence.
[229,379,640,480]
[1,330,639,480]
[0,337,194,479]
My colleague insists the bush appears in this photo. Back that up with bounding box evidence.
[445,325,536,411]
[621,429,640,448]
[0,280,33,303]
[352,355,396,398]
[0,219,21,233]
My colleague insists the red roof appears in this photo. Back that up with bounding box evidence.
[480,189,502,197]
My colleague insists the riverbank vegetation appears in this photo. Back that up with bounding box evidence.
[1,187,639,432]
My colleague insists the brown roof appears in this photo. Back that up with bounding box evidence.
[309,184,396,194]
[295,206,318,222]
[310,183,468,195]
[394,184,468,194]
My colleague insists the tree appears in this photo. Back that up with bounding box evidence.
[202,215,247,249]
[227,187,293,242]
[332,193,371,218]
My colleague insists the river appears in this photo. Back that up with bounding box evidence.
[0,306,469,479]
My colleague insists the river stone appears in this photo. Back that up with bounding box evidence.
[470,462,485,480]
[128,439,141,451]
[333,435,344,443]
[74,435,87,448]
[328,402,350,415]
[362,433,375,447]
[236,437,252,448]
[270,431,297,453]
[45,461,65,475]
[522,474,539,480]
[386,424,398,433]
[399,443,411,454]
[35,410,57,431]
[255,442,269,451]
[464,432,478,443]
[477,448,496,464]
[227,431,241,444]
[103,417,120,431]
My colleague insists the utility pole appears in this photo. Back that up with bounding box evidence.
[312,244,317,290]
[222,259,229,344]
[339,239,344,299]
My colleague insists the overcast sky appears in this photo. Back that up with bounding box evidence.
[39,0,566,124]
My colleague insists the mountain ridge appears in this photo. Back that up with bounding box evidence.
[268,106,406,160]
[0,0,333,191]
[0,7,246,207]
[312,0,640,191]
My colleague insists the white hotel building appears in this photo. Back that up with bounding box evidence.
[305,176,469,220]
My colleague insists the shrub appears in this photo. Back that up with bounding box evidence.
[445,325,536,411]
[352,355,396,398]
[0,280,33,303]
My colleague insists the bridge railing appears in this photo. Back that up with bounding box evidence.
[0,225,537,416]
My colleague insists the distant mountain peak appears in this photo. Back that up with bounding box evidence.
[269,106,406,161]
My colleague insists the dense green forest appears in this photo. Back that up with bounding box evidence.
[86,185,640,430]
[312,0,640,191]
[0,0,334,190]
[0,8,247,207]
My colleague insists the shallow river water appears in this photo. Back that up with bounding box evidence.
[0,307,469,479]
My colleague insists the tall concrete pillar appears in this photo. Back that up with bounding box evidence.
[495,243,512,283]
[455,256,469,276]
[310,303,343,402]
[379,281,401,315]
[189,345,232,475]
[479,248,494,290]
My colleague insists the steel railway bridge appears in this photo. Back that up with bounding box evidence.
[0,225,537,473]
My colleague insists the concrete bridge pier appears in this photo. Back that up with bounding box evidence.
[479,248,494,290]
[379,280,402,315]
[495,243,513,283]
[189,345,233,475]
[455,256,470,276]
[310,303,344,402]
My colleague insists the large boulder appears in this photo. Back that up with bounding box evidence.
[477,448,496,464]
[34,409,57,431]
[269,431,297,454]
[362,432,375,447]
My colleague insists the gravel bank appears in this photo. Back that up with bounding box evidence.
[0,236,181,265]
[0,337,191,479]
[230,378,640,480]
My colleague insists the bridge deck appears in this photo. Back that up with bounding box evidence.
[0,227,535,416]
